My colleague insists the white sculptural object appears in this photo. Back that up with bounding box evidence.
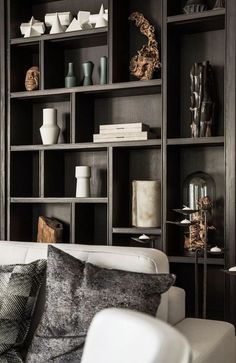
[45,12,72,34]
[20,16,45,37]
[75,166,91,198]
[89,4,108,27]
[66,11,92,32]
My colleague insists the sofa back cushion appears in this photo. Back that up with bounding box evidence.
[0,241,170,323]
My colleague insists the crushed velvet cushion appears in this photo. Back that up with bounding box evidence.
[0,260,46,363]
[26,245,175,363]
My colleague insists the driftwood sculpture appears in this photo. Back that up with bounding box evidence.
[129,12,161,80]
[25,66,40,91]
[37,216,63,243]
[190,61,216,138]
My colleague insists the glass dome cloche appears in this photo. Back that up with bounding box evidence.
[183,171,216,212]
[182,171,216,254]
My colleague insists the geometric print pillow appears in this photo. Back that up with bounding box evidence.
[0,260,46,362]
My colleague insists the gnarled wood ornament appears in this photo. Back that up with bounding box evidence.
[129,12,161,80]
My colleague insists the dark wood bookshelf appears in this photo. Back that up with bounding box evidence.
[3,0,236,324]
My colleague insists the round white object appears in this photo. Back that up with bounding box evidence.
[180,219,191,224]
[75,166,91,198]
[75,166,91,178]
[210,246,222,253]
[229,266,236,272]
[139,234,150,240]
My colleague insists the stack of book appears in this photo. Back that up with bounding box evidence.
[93,122,155,143]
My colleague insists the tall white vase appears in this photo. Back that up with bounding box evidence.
[75,166,91,197]
[132,180,161,227]
[40,108,60,145]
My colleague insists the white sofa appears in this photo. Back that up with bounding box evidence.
[0,241,235,363]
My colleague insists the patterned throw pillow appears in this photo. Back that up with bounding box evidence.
[0,259,46,362]
[26,245,175,363]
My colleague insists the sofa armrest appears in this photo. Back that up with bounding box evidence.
[167,286,186,326]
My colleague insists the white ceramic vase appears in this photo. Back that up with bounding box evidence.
[75,166,91,197]
[40,108,60,145]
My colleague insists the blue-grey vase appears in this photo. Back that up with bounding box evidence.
[82,61,94,86]
[65,62,77,88]
[100,56,108,85]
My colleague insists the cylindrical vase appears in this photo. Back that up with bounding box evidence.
[75,166,91,197]
[40,108,60,145]
[132,180,161,227]
[100,56,108,85]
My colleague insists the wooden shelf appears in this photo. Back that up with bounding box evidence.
[10,79,162,99]
[167,9,225,31]
[168,256,225,265]
[112,227,161,235]
[10,197,108,204]
[167,137,224,146]
[10,27,108,45]
[10,140,162,152]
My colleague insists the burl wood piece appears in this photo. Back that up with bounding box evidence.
[129,12,161,80]
[25,66,40,91]
[37,216,63,243]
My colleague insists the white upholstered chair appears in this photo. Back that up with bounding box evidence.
[81,308,192,363]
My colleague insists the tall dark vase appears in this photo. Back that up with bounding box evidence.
[65,62,77,88]
[100,56,108,85]
[82,61,94,86]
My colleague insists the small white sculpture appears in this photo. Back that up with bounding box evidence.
[138,234,150,240]
[45,12,72,27]
[229,266,236,272]
[40,108,60,145]
[89,4,108,27]
[95,4,108,28]
[50,13,66,34]
[66,12,92,32]
[20,16,45,38]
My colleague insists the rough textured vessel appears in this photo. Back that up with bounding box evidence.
[132,180,161,227]
[40,108,60,145]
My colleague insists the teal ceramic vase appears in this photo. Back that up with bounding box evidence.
[65,62,77,88]
[100,56,108,85]
[82,61,94,86]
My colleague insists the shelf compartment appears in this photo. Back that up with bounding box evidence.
[44,31,108,90]
[10,96,71,146]
[10,79,162,99]
[10,202,71,242]
[10,42,40,92]
[110,0,162,83]
[74,203,107,245]
[112,147,162,229]
[167,28,225,139]
[75,92,162,143]
[44,149,107,198]
[166,146,225,256]
[9,0,108,39]
[11,151,39,198]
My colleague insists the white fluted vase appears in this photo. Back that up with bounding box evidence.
[40,108,60,145]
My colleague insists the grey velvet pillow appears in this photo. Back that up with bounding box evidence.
[26,245,175,363]
[0,259,46,363]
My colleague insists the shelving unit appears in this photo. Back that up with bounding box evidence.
[4,0,236,325]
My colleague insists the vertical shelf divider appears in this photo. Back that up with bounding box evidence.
[108,146,113,245]
[39,39,44,91]
[70,202,75,244]
[71,93,76,144]
[39,150,44,198]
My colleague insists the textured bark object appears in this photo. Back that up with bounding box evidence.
[37,216,63,243]
[25,66,40,91]
[190,61,216,138]
[129,12,161,80]
[132,180,161,228]
[183,0,207,14]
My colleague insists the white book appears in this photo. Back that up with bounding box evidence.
[93,131,155,143]
[99,122,149,134]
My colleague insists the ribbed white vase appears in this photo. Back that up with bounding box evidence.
[40,108,60,145]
